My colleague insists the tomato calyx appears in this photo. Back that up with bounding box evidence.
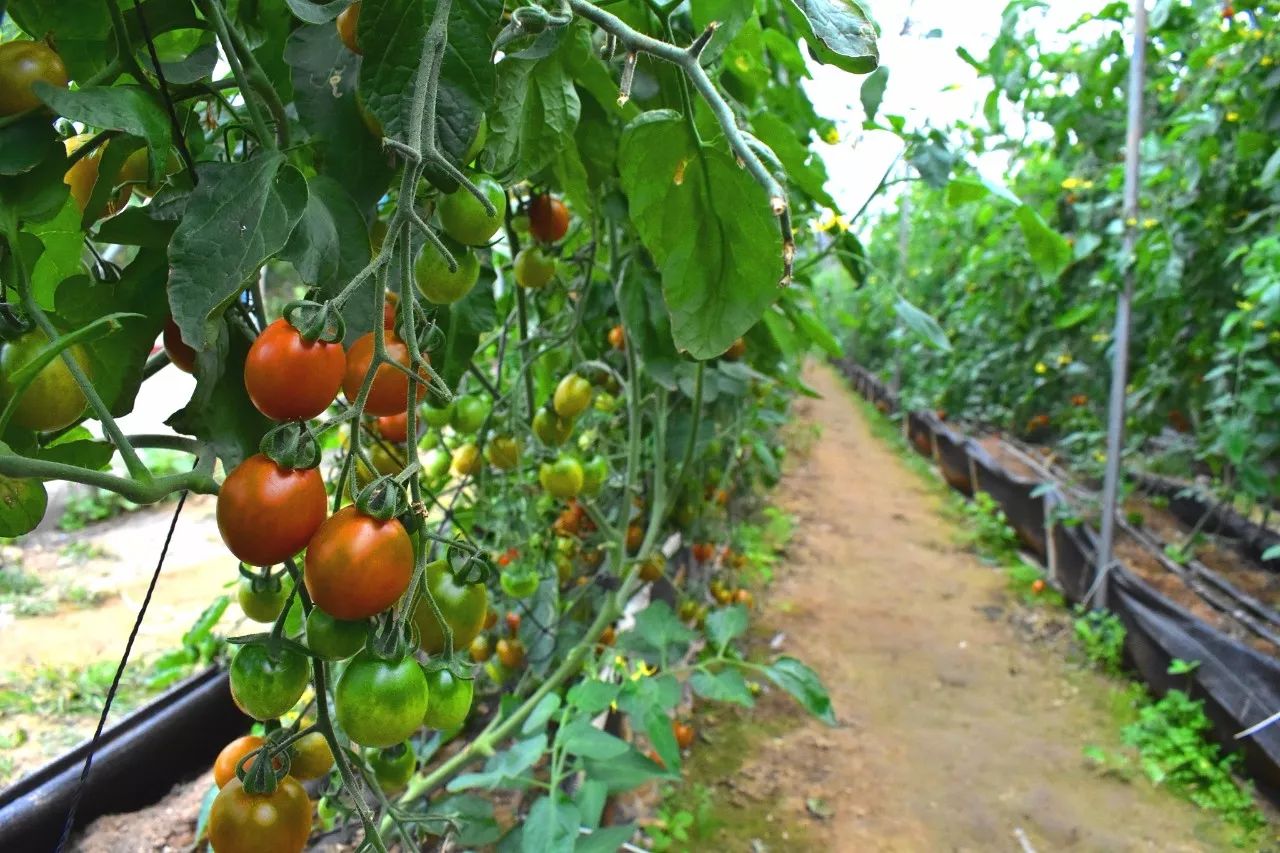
[236,736,291,794]
[354,474,408,521]
[282,299,345,344]
[258,420,322,470]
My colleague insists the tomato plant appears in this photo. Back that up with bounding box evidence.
[0,0,875,846]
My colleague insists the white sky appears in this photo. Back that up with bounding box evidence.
[804,0,1102,219]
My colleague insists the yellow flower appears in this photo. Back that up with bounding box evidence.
[1263,56,1274,67]
[812,209,849,234]
[629,661,657,682]
[1125,216,1138,227]
[1082,180,1095,189]
[1237,299,1255,311]
[1034,362,1048,375]
[1226,111,1240,122]
[1252,320,1266,330]
[823,128,840,145]
[1057,353,1073,366]
[1092,332,1110,343]
[1061,177,1082,190]
[1093,450,1106,463]
[1142,218,1158,229]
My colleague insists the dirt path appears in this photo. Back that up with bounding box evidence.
[690,364,1235,851]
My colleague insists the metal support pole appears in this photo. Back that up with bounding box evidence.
[1089,0,1148,609]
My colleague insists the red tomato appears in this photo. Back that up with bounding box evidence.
[342,330,426,417]
[244,319,346,421]
[528,194,569,243]
[305,505,413,620]
[163,315,196,374]
[217,454,328,566]
[376,412,409,443]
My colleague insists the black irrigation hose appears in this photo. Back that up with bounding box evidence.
[54,486,190,852]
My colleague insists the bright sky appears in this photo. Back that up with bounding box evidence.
[804,0,1102,220]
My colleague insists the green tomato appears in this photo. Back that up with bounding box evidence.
[367,741,416,793]
[0,332,92,432]
[593,392,618,414]
[237,573,292,623]
[229,642,310,721]
[485,435,520,470]
[553,373,592,420]
[423,403,454,428]
[414,242,480,305]
[423,446,452,481]
[539,456,584,499]
[335,651,429,748]
[533,408,573,446]
[422,666,474,731]
[438,174,506,246]
[451,394,490,434]
[412,559,488,655]
[500,567,540,599]
[581,455,609,496]
[513,247,556,289]
[305,608,368,660]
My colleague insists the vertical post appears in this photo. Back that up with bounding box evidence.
[892,183,910,395]
[1090,0,1148,608]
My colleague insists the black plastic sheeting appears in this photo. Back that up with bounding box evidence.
[834,359,1280,799]
[1135,473,1280,574]
[904,410,937,459]
[0,667,247,852]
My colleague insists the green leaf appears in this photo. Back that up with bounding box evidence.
[704,604,748,650]
[0,137,71,224]
[7,2,112,79]
[32,83,170,176]
[520,693,562,737]
[643,708,681,771]
[783,297,844,357]
[765,656,835,724]
[433,268,498,391]
[893,296,951,352]
[619,111,783,360]
[786,0,880,74]
[566,679,619,714]
[559,719,630,760]
[860,65,889,122]
[167,153,308,352]
[485,50,580,181]
[574,778,609,829]
[690,0,754,62]
[749,113,837,209]
[617,600,696,662]
[1053,303,1098,330]
[1015,206,1071,279]
[448,734,547,791]
[28,198,86,310]
[521,795,578,853]
[285,0,351,23]
[355,0,427,143]
[425,794,503,846]
[0,468,48,537]
[690,669,755,707]
[581,748,675,793]
[576,825,637,853]
[0,115,59,176]
[282,176,372,303]
[284,23,395,213]
[37,436,114,471]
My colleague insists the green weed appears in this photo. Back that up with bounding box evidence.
[647,784,720,851]
[1073,607,1127,675]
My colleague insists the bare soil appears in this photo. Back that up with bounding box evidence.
[679,363,1240,852]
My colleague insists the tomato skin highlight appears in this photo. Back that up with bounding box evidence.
[163,315,197,374]
[217,454,327,567]
[335,651,429,748]
[0,41,68,115]
[342,330,426,416]
[305,506,413,620]
[229,642,310,720]
[244,318,346,421]
[208,776,312,853]
[0,331,91,432]
[528,194,569,243]
[412,559,488,655]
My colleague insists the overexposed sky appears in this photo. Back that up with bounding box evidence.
[804,0,1102,219]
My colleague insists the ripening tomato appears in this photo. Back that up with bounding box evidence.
[690,542,714,563]
[305,608,367,660]
[0,331,91,432]
[335,651,429,748]
[451,394,490,434]
[422,666,474,731]
[505,611,521,635]
[533,408,573,446]
[305,506,413,621]
[289,731,334,781]
[734,588,754,608]
[336,0,362,54]
[496,637,525,669]
[208,776,312,853]
[217,454,327,567]
[539,456,584,499]
[607,325,625,351]
[513,247,556,289]
[414,243,480,305]
[245,319,345,421]
[342,330,426,416]
[63,135,130,215]
[639,554,664,582]
[485,435,520,470]
[413,559,488,655]
[367,742,415,793]
[722,338,747,361]
[237,573,292,623]
[213,735,267,788]
[528,194,569,243]
[0,41,68,115]
[451,442,481,477]
[469,635,492,663]
[229,642,310,721]
[625,524,643,554]
[438,175,507,245]
[553,373,592,419]
[376,411,409,443]
[163,315,197,374]
[672,721,696,750]
[118,147,179,199]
